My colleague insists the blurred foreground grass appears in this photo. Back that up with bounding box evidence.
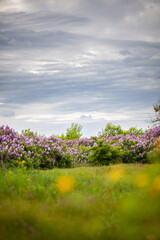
[0,164,160,240]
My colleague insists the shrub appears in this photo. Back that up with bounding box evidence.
[54,154,73,168]
[88,142,123,165]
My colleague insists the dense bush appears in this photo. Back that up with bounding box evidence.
[0,126,74,169]
[88,141,123,165]
[0,125,160,168]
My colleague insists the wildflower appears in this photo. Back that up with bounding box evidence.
[146,234,155,240]
[107,165,125,181]
[27,178,31,181]
[22,160,26,163]
[16,160,19,163]
[56,175,75,193]
[8,170,12,174]
[134,173,148,188]
[149,176,160,196]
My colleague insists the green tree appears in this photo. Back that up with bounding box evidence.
[99,123,144,137]
[99,123,123,136]
[124,127,144,135]
[65,123,83,140]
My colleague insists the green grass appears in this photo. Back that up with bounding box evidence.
[0,164,160,240]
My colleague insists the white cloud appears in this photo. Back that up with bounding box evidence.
[0,0,159,136]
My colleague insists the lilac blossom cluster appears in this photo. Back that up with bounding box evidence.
[98,125,160,161]
[0,125,95,168]
[0,125,160,168]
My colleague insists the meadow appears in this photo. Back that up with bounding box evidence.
[0,164,160,240]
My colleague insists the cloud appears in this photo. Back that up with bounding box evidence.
[0,0,160,136]
[0,110,15,117]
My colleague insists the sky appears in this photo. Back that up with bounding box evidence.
[0,0,160,137]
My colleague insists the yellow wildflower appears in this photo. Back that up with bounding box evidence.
[8,170,12,174]
[134,173,148,188]
[107,165,125,181]
[16,160,19,163]
[27,178,31,181]
[56,175,75,193]
[22,160,26,163]
[150,176,160,195]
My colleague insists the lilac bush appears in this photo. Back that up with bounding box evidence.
[0,125,95,168]
[0,126,71,168]
[97,125,160,163]
[0,125,160,168]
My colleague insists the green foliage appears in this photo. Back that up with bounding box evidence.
[100,123,123,136]
[99,123,144,136]
[65,123,83,140]
[87,137,151,165]
[148,149,160,164]
[120,147,146,164]
[3,145,73,170]
[123,127,145,135]
[54,123,83,140]
[88,142,123,165]
[54,154,73,168]
[54,133,66,140]
[22,128,45,138]
[22,128,37,138]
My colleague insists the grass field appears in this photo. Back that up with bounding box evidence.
[0,164,160,240]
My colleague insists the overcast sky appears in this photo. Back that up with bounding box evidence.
[0,0,160,137]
